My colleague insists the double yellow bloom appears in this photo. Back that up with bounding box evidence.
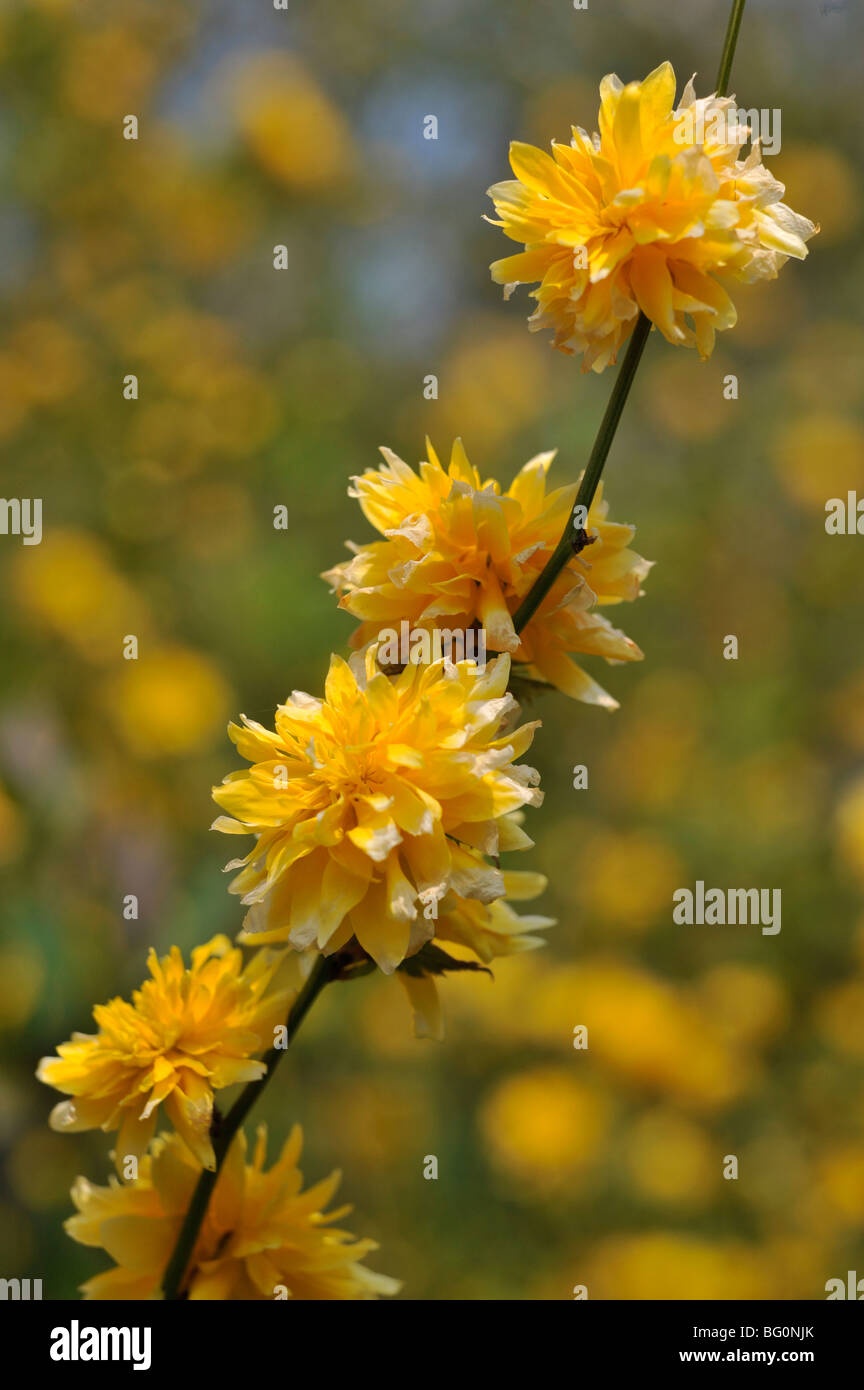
[488,63,817,371]
[324,437,650,707]
[38,937,305,1171]
[212,648,544,974]
[68,1124,400,1301]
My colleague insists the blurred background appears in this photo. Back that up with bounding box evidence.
[1,0,863,1300]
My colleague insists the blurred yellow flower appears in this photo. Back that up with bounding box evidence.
[432,324,549,451]
[213,650,542,973]
[488,63,816,371]
[324,439,650,706]
[623,1108,716,1206]
[835,777,864,891]
[576,828,683,931]
[814,978,864,1059]
[38,937,304,1172]
[582,1232,773,1299]
[480,1066,610,1191]
[104,645,231,758]
[645,351,734,440]
[11,529,150,664]
[66,1124,399,1300]
[693,964,788,1047]
[774,412,864,508]
[0,784,25,869]
[231,55,353,191]
[815,1144,864,1223]
[532,960,742,1109]
[62,26,156,123]
[7,319,86,406]
[134,156,254,274]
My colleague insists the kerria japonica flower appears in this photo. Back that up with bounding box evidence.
[211,649,543,974]
[66,1124,400,1300]
[37,937,305,1172]
[323,438,650,706]
[487,62,818,371]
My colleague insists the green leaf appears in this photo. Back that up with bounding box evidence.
[398,943,493,979]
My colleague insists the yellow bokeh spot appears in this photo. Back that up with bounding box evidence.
[62,27,156,122]
[104,645,231,758]
[7,319,86,406]
[772,144,860,247]
[582,1232,774,1300]
[693,964,788,1047]
[773,413,864,508]
[479,1066,609,1190]
[11,529,150,664]
[624,1108,716,1205]
[835,778,864,890]
[433,324,549,451]
[577,830,683,932]
[0,785,25,868]
[533,961,742,1110]
[816,1145,864,1222]
[814,978,864,1059]
[646,353,735,441]
[231,55,353,190]
[0,943,43,1029]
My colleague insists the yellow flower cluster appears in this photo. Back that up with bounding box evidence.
[488,63,817,371]
[36,42,815,1301]
[323,438,650,705]
[67,1124,400,1300]
[38,937,302,1172]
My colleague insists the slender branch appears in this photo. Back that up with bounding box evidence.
[716,0,747,96]
[160,952,335,1299]
[513,312,651,634]
[511,0,748,639]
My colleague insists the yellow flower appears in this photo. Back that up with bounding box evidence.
[104,644,231,758]
[399,861,554,1040]
[582,1232,773,1299]
[212,649,542,972]
[488,62,817,371]
[66,1125,400,1300]
[479,1066,610,1191]
[323,439,650,706]
[37,937,304,1172]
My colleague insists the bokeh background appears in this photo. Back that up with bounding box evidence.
[1,0,863,1300]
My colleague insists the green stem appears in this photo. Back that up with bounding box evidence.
[513,312,651,635]
[716,0,747,96]
[160,952,335,1300]
[512,0,748,640]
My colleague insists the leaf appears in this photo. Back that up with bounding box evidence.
[398,943,493,979]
